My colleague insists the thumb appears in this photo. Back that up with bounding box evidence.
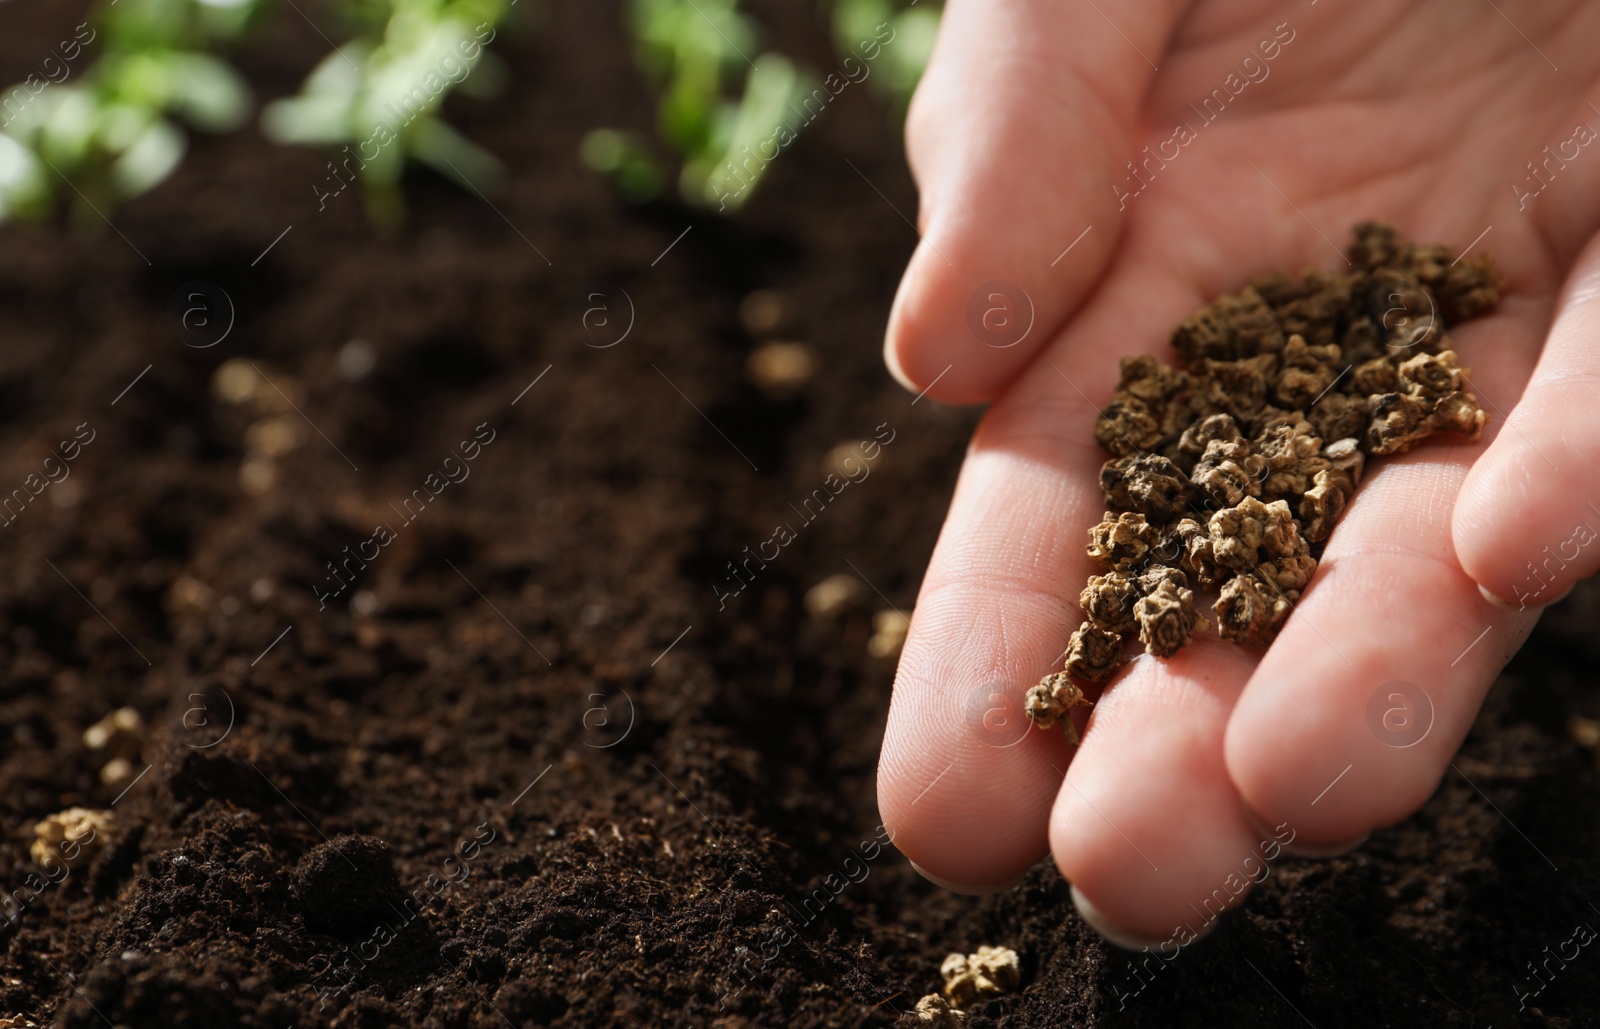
[885,0,1181,403]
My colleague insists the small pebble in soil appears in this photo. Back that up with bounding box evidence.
[868,609,910,658]
[1026,223,1502,734]
[31,807,114,869]
[804,573,863,619]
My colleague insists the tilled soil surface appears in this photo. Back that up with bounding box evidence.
[2,2,1599,1027]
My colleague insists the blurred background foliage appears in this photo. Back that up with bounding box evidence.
[0,0,940,227]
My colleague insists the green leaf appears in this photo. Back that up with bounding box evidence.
[110,116,185,197]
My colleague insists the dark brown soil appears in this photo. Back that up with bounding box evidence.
[2,2,1599,1027]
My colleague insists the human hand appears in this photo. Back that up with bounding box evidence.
[876,0,1600,946]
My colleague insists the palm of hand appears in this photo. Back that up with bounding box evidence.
[877,0,1600,943]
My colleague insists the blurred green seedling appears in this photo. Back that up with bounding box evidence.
[0,0,260,226]
[261,0,513,228]
[583,0,813,210]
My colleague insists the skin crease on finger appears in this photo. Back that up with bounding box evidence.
[877,0,1600,944]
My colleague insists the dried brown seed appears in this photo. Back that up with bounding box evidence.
[1063,622,1124,684]
[1351,356,1399,396]
[1273,268,1361,348]
[1254,423,1327,501]
[1171,284,1285,365]
[1209,497,1308,574]
[1195,354,1279,420]
[941,945,1022,1009]
[914,994,965,1024]
[1214,573,1293,646]
[1100,455,1194,523]
[1339,315,1386,367]
[1308,391,1369,444]
[1299,469,1350,543]
[1348,221,1404,271]
[1322,437,1366,483]
[1272,334,1344,409]
[1094,396,1163,456]
[1191,438,1266,508]
[1135,577,1205,658]
[1080,572,1142,635]
[1086,511,1160,572]
[1176,413,1242,466]
[1161,517,1226,589]
[1397,349,1467,399]
[1437,253,1503,323]
[31,807,114,870]
[1366,391,1434,455]
[1117,354,1192,405]
[1025,672,1090,737]
[1365,269,1442,353]
[1428,390,1489,440]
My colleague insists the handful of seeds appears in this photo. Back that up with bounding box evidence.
[1026,223,1502,732]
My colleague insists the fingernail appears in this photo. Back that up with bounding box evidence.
[1281,833,1368,859]
[883,336,920,395]
[908,859,1026,896]
[1477,584,1517,609]
[1071,886,1215,951]
[1242,810,1367,860]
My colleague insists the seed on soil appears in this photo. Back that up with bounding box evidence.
[825,440,877,480]
[940,944,1022,1009]
[239,455,278,495]
[913,993,964,1024]
[31,807,114,870]
[167,576,213,613]
[244,416,303,458]
[868,609,910,658]
[212,358,259,404]
[1026,224,1502,733]
[746,341,816,396]
[83,707,143,757]
[738,288,790,336]
[99,757,137,787]
[0,1016,39,1028]
[804,573,863,619]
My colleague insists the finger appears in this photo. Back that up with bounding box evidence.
[877,268,1205,892]
[1227,317,1544,851]
[1049,638,1270,948]
[884,0,1182,403]
[1454,230,1600,609]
